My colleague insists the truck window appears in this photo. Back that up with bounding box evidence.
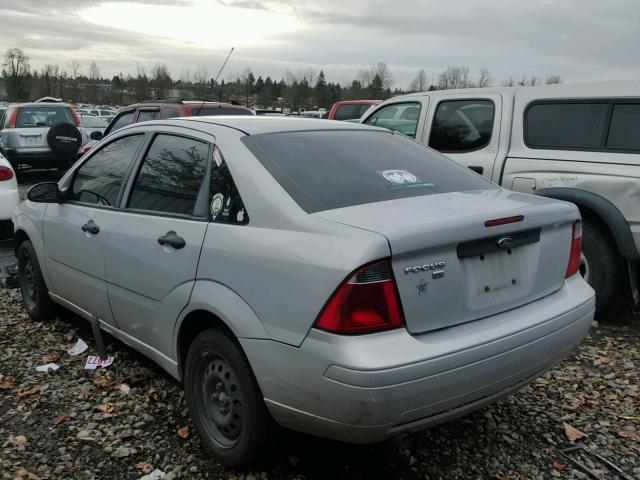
[429,100,495,153]
[363,102,421,138]
[607,104,640,150]
[525,102,608,149]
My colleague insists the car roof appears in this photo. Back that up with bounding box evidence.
[133,101,250,109]
[13,102,72,108]
[388,80,640,103]
[155,115,388,135]
[334,100,382,105]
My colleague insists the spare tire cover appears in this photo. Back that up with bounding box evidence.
[47,123,82,155]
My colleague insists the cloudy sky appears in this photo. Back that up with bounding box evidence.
[1,0,639,88]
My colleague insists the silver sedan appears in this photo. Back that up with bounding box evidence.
[13,117,595,466]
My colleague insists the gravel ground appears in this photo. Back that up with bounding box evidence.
[1,171,639,480]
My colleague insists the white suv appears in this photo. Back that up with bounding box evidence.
[362,82,640,313]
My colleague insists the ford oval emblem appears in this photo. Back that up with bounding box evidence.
[497,236,514,250]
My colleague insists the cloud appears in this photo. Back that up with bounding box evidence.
[0,0,638,87]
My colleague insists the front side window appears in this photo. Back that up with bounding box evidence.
[209,146,249,225]
[525,102,608,149]
[137,110,160,122]
[70,134,144,206]
[107,111,134,135]
[127,134,208,216]
[429,100,495,152]
[607,104,640,150]
[364,102,421,138]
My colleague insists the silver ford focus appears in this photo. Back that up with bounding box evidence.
[13,117,595,466]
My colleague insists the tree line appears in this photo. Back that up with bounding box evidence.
[1,48,561,110]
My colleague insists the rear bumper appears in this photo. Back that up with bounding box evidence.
[0,187,19,221]
[2,148,72,166]
[631,222,640,258]
[241,275,595,443]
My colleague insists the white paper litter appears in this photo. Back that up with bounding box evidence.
[84,356,114,370]
[68,338,88,356]
[139,469,165,480]
[35,363,59,372]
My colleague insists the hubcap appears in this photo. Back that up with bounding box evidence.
[21,257,37,310]
[202,356,243,447]
[579,252,590,283]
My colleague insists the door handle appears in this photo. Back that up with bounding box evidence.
[468,166,484,175]
[81,220,100,235]
[158,231,186,250]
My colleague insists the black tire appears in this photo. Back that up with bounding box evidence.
[17,240,56,321]
[581,220,624,315]
[0,220,14,240]
[46,123,82,156]
[184,328,279,467]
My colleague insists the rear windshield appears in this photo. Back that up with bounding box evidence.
[193,107,251,116]
[16,106,74,128]
[242,130,494,213]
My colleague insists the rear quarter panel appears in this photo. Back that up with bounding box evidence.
[504,87,640,254]
[502,156,640,254]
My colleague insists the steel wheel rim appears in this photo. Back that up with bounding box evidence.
[579,252,590,283]
[21,256,37,310]
[202,355,244,448]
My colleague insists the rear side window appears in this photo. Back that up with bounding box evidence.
[137,110,160,122]
[163,107,181,119]
[429,100,495,152]
[107,112,134,134]
[127,134,208,216]
[209,146,249,225]
[242,130,494,213]
[15,106,74,128]
[193,107,252,116]
[607,104,640,150]
[525,103,609,149]
[335,104,371,121]
[364,102,421,138]
[70,134,143,206]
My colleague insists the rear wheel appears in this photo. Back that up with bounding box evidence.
[17,240,56,321]
[581,220,624,315]
[184,328,278,467]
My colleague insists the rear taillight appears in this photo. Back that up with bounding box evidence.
[0,166,14,181]
[565,221,583,278]
[7,108,18,128]
[314,259,404,334]
[70,108,82,127]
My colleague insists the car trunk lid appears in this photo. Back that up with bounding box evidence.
[314,189,579,334]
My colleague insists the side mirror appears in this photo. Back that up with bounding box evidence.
[28,182,62,203]
[90,131,103,141]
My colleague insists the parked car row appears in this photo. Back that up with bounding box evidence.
[14,116,594,467]
[3,81,637,467]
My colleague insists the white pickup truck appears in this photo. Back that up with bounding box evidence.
[361,82,640,313]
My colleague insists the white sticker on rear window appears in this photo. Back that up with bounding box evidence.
[379,169,419,184]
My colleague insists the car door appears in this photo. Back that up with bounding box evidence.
[424,93,502,179]
[105,129,211,350]
[43,133,146,326]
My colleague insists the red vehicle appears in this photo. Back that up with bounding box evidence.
[78,99,254,157]
[328,100,382,121]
